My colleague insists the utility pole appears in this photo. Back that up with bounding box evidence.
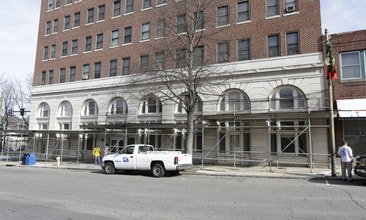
[325,29,337,177]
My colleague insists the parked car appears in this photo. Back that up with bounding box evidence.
[2,146,15,152]
[16,145,27,151]
[354,155,366,177]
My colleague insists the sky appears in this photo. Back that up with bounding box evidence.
[0,0,365,82]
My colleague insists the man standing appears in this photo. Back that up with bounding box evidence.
[93,145,102,165]
[337,141,353,181]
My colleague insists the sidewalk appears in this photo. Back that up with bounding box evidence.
[0,160,346,180]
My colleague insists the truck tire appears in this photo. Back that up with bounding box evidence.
[151,163,165,177]
[104,162,115,174]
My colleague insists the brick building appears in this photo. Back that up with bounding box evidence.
[328,30,366,155]
[30,0,330,167]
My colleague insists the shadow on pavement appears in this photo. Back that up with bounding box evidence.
[308,177,366,186]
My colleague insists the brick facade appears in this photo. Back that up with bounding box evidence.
[34,0,321,86]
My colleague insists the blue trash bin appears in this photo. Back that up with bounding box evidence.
[28,154,36,165]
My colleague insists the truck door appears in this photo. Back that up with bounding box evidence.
[115,145,136,170]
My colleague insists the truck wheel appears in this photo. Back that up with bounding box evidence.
[151,163,165,177]
[104,162,115,174]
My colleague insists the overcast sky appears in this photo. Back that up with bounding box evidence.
[0,0,365,82]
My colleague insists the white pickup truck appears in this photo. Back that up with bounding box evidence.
[101,144,193,177]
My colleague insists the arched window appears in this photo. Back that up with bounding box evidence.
[219,90,250,112]
[39,103,50,117]
[270,86,306,110]
[83,99,98,116]
[58,101,72,117]
[141,96,162,114]
[110,98,128,115]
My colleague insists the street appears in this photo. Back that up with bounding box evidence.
[0,166,366,220]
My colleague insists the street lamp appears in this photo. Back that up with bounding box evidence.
[325,29,337,177]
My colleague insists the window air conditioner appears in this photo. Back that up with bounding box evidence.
[82,74,89,80]
[286,4,296,13]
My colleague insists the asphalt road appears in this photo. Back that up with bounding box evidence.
[1,166,366,220]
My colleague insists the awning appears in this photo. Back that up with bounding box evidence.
[337,99,366,118]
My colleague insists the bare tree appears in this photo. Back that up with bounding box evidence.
[0,73,32,130]
[133,0,228,154]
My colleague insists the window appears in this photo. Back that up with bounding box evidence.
[43,46,49,60]
[41,71,46,85]
[110,98,128,115]
[87,8,94,24]
[140,55,149,72]
[59,68,66,83]
[111,30,119,47]
[53,19,58,33]
[85,36,92,52]
[94,62,101,78]
[193,46,204,67]
[98,5,105,21]
[176,49,186,68]
[66,0,72,4]
[40,103,50,117]
[271,120,307,155]
[177,15,186,34]
[109,60,117,76]
[270,86,306,110]
[194,11,204,30]
[126,0,134,13]
[219,90,250,112]
[49,70,54,84]
[83,64,90,80]
[47,0,53,10]
[64,15,70,30]
[157,0,166,5]
[141,96,162,114]
[46,21,51,35]
[237,1,250,22]
[142,0,151,9]
[340,51,362,80]
[113,1,121,17]
[71,39,78,54]
[50,45,56,59]
[217,5,229,26]
[122,57,131,75]
[285,0,297,13]
[62,41,68,56]
[155,52,164,70]
[124,26,132,44]
[267,0,278,17]
[69,66,76,81]
[218,41,229,63]
[238,39,250,61]
[59,101,72,117]
[268,34,279,57]
[74,12,80,27]
[156,19,165,38]
[84,100,98,116]
[286,32,299,55]
[96,33,103,49]
[141,23,150,40]
[55,0,60,8]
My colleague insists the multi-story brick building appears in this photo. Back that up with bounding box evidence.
[328,30,366,155]
[30,0,330,167]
